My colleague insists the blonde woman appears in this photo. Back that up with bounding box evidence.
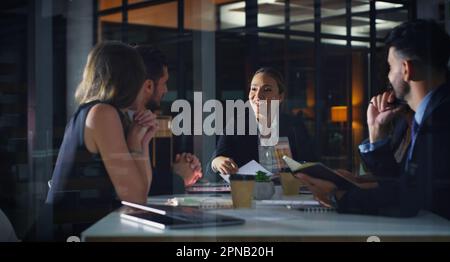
[46,41,158,235]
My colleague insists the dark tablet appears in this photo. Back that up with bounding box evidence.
[120,203,245,229]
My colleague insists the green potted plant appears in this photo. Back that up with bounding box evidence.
[253,171,274,200]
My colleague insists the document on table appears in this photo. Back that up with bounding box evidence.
[220,160,273,183]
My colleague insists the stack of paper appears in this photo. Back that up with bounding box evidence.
[166,196,233,209]
[220,160,272,183]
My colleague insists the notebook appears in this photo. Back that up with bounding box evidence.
[283,156,357,190]
[166,196,233,209]
[259,199,320,206]
[296,206,336,212]
[185,182,231,193]
[258,200,335,212]
[120,201,245,229]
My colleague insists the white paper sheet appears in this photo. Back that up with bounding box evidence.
[220,160,272,183]
[238,160,273,176]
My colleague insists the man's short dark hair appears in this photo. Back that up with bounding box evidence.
[385,19,450,71]
[134,45,168,82]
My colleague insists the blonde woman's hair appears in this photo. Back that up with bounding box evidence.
[75,41,146,108]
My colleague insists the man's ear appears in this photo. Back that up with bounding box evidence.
[402,60,414,82]
[144,79,154,95]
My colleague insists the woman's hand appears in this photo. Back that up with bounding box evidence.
[211,156,238,175]
[127,109,159,153]
[135,109,159,146]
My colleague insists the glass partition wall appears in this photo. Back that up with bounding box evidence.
[95,0,413,171]
[6,0,447,242]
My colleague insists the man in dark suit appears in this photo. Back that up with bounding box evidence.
[134,46,202,195]
[297,20,450,219]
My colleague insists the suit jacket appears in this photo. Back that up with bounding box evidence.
[339,81,450,219]
[206,113,317,181]
[148,144,185,196]
[148,168,185,196]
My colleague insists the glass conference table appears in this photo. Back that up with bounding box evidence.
[81,189,450,242]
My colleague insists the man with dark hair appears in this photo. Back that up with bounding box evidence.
[134,45,202,195]
[134,46,170,112]
[297,19,450,219]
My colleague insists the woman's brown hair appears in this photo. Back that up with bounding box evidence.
[253,67,286,94]
[75,41,146,108]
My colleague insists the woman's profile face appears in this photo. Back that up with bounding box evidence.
[249,72,284,119]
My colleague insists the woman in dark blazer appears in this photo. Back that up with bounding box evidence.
[206,67,316,180]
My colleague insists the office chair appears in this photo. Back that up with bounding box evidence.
[0,208,18,242]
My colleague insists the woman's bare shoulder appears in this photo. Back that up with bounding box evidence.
[85,103,125,135]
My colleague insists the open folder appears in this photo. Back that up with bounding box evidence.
[282,156,378,190]
[120,201,245,229]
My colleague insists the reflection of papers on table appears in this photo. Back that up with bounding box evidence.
[220,160,273,183]
[258,199,320,206]
[213,209,300,222]
[185,182,230,193]
[258,199,334,212]
[166,196,233,209]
